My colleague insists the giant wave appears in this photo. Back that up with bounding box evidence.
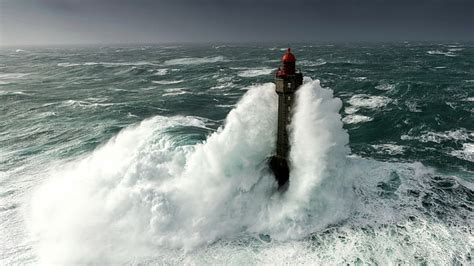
[29,79,471,264]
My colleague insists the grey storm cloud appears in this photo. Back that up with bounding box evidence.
[1,0,473,46]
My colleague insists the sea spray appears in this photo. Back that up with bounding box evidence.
[289,78,350,200]
[257,78,354,240]
[29,116,203,264]
[148,83,279,249]
[28,79,361,264]
[29,83,279,263]
[26,77,472,264]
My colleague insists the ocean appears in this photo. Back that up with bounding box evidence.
[0,43,472,264]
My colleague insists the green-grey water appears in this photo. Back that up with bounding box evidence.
[1,43,473,264]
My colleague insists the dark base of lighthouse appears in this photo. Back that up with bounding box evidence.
[269,155,289,189]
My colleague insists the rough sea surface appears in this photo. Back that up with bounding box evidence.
[0,43,473,264]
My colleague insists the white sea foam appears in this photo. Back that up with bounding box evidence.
[450,143,474,162]
[237,68,273,77]
[153,69,168,76]
[405,101,422,112]
[347,94,392,109]
[164,56,225,65]
[0,91,29,96]
[371,144,406,155]
[162,88,188,97]
[61,99,115,109]
[342,114,373,124]
[210,82,236,90]
[215,104,235,108]
[210,76,235,90]
[57,63,82,67]
[401,129,473,143]
[344,106,359,114]
[0,73,30,80]
[375,83,395,91]
[427,50,457,57]
[299,59,327,67]
[152,80,184,85]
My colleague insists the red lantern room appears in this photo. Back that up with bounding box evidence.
[276,48,297,77]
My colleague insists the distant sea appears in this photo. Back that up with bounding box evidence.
[1,43,472,264]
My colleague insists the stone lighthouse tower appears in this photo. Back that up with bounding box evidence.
[269,48,303,188]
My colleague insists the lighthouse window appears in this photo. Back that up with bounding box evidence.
[287,96,290,100]
[287,83,291,88]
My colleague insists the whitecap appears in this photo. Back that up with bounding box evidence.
[162,88,188,97]
[37,111,57,118]
[153,69,168,76]
[57,63,82,67]
[0,73,30,80]
[299,59,327,67]
[342,114,373,124]
[375,83,395,91]
[0,91,29,96]
[164,56,225,65]
[401,129,473,143]
[61,100,115,109]
[427,50,456,57]
[347,94,392,109]
[215,104,235,108]
[450,143,474,162]
[217,76,233,83]
[405,101,422,112]
[344,106,359,114]
[152,80,184,85]
[237,68,273,77]
[371,144,405,155]
[210,82,235,90]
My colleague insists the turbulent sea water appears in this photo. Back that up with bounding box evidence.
[0,43,473,264]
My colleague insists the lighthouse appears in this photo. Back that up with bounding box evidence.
[269,48,303,188]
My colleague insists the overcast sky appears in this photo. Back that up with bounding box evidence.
[1,0,473,46]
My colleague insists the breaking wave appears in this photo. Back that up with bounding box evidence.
[29,79,472,264]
